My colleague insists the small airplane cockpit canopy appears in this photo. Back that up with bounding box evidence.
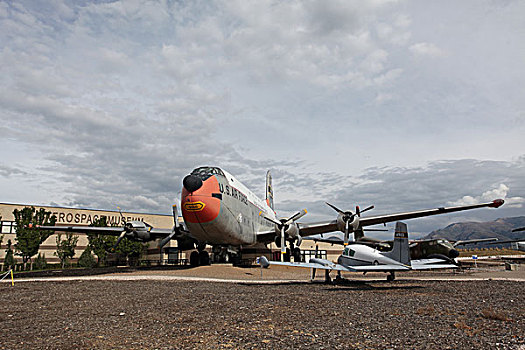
[191,167,225,181]
[343,247,356,257]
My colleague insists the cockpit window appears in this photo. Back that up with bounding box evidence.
[191,167,225,181]
[343,247,355,257]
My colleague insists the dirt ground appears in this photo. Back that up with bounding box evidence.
[1,265,524,349]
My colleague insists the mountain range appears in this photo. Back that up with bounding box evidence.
[423,216,525,244]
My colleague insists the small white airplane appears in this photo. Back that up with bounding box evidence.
[258,221,458,282]
[35,166,505,266]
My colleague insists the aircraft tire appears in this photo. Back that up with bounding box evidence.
[190,251,200,266]
[231,254,241,266]
[292,247,302,262]
[199,251,210,265]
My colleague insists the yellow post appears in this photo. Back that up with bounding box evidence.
[10,269,14,286]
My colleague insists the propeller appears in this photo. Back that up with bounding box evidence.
[158,204,182,249]
[114,207,154,249]
[326,202,374,245]
[311,244,319,280]
[260,209,307,261]
[114,207,128,249]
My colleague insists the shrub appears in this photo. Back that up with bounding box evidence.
[33,253,47,270]
[78,247,97,268]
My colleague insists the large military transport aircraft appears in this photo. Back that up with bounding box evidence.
[35,166,505,266]
[259,221,458,282]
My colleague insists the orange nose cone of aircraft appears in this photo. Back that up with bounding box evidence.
[181,175,221,224]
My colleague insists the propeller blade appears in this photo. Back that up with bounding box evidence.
[325,202,344,214]
[172,204,178,226]
[158,230,177,249]
[344,220,349,246]
[259,211,281,226]
[359,205,374,215]
[117,206,126,225]
[363,228,389,232]
[356,205,360,217]
[288,209,307,223]
[114,231,126,249]
[311,268,317,280]
[281,226,286,256]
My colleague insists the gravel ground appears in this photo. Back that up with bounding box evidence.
[0,276,524,349]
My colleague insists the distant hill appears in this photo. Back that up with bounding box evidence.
[423,216,525,244]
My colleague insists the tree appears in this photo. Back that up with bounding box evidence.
[115,236,145,266]
[88,216,145,266]
[87,216,117,266]
[4,239,15,271]
[13,207,56,270]
[78,247,97,268]
[54,233,79,268]
[0,214,4,249]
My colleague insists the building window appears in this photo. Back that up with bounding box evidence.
[1,221,16,234]
[302,249,327,262]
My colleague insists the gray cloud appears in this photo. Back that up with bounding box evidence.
[0,164,27,178]
[274,157,525,238]
[0,0,523,235]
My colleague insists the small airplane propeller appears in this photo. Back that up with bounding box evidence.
[260,209,307,260]
[326,202,374,246]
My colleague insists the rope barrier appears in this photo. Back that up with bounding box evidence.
[0,269,14,286]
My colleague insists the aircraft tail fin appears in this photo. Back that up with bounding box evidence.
[266,170,274,210]
[384,221,411,265]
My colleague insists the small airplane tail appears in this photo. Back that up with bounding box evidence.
[384,221,411,265]
[266,170,274,210]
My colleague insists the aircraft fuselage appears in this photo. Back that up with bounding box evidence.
[181,167,275,247]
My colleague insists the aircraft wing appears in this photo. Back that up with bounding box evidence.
[452,238,498,247]
[358,200,504,227]
[35,225,173,238]
[259,259,352,272]
[297,220,339,236]
[347,265,410,272]
[259,257,410,272]
[302,232,345,244]
[37,225,124,234]
[411,258,458,270]
[255,229,280,243]
[297,199,503,236]
[487,239,525,245]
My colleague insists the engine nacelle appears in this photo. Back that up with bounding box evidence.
[285,223,302,245]
[125,221,151,241]
[336,212,359,233]
[285,223,299,239]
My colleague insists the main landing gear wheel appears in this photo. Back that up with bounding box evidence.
[190,251,200,266]
[199,251,210,266]
[292,247,302,262]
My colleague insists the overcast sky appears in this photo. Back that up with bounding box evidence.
[1,0,524,238]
